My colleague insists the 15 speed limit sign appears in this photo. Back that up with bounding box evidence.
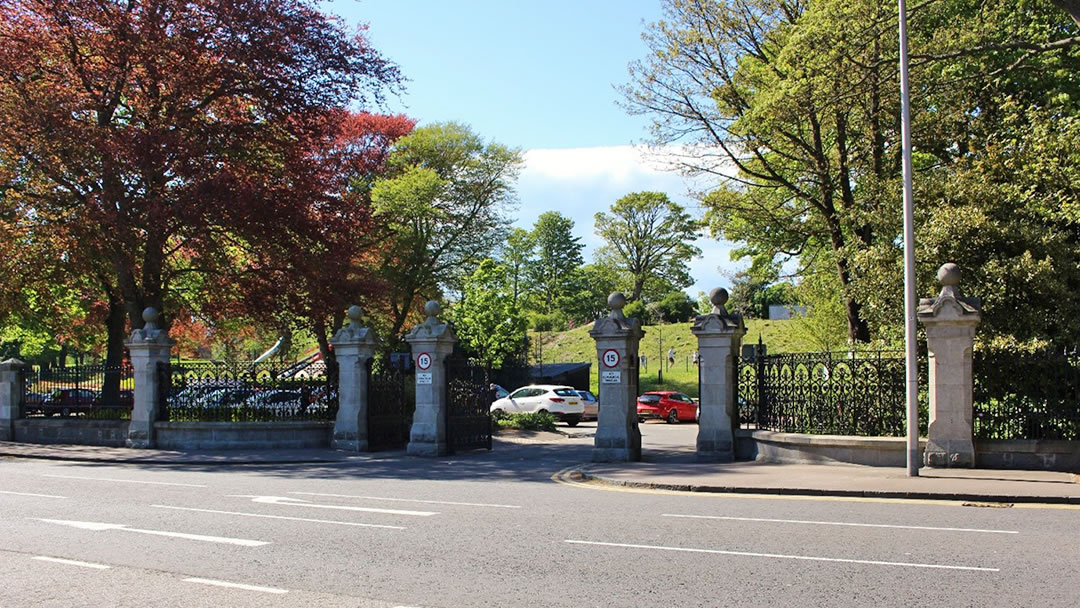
[602,349,621,368]
[416,352,432,370]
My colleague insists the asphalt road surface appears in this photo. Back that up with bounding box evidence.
[2,426,1078,607]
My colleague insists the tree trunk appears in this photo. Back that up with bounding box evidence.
[1050,0,1080,26]
[101,290,127,407]
[630,277,645,302]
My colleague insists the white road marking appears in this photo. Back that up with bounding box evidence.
[41,474,206,487]
[35,518,269,547]
[151,505,405,530]
[229,495,438,516]
[662,513,1019,534]
[32,556,110,569]
[288,492,521,509]
[565,540,999,572]
[183,578,288,594]
[0,490,66,499]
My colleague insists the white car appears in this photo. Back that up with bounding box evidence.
[490,384,585,427]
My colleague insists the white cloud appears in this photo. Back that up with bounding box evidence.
[514,145,746,296]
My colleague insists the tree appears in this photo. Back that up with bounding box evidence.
[656,291,696,323]
[594,192,700,303]
[371,122,522,341]
[500,228,536,305]
[624,0,1080,344]
[452,260,528,369]
[0,0,402,372]
[527,211,585,315]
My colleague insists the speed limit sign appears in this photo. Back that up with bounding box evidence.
[602,349,621,368]
[416,352,432,370]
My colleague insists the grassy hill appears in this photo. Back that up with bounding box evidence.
[530,318,810,397]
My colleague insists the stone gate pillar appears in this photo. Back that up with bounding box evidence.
[126,308,175,448]
[591,293,644,462]
[918,263,981,468]
[692,288,746,462]
[406,301,457,457]
[0,358,29,441]
[331,305,379,452]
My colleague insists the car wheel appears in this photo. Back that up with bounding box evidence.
[537,409,549,415]
[492,408,505,418]
[566,419,579,427]
[667,408,679,424]
[637,417,644,424]
[61,407,72,418]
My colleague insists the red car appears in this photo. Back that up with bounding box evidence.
[637,391,698,424]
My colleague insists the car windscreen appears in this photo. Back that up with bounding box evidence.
[638,394,661,404]
[553,389,578,397]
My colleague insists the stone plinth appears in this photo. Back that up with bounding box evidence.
[405,301,457,457]
[691,288,746,462]
[0,358,29,441]
[918,263,981,468]
[591,293,644,462]
[331,306,379,451]
[125,308,175,448]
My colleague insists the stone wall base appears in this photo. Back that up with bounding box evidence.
[153,421,332,450]
[14,419,130,447]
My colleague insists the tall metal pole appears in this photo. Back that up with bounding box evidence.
[898,0,919,477]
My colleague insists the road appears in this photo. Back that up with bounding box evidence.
[1,424,1078,607]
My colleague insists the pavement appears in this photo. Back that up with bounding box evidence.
[1,433,1077,505]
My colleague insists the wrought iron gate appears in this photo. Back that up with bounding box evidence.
[366,359,414,451]
[444,355,494,453]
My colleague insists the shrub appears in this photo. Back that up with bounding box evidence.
[495,411,557,432]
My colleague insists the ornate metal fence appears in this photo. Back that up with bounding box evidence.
[160,360,338,422]
[739,350,925,437]
[973,347,1080,440]
[444,355,495,452]
[366,358,414,451]
[22,363,134,419]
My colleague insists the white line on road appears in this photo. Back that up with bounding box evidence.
[151,505,405,529]
[35,518,269,547]
[229,495,438,516]
[32,556,111,569]
[0,490,66,499]
[288,492,521,509]
[41,474,206,487]
[183,578,288,594]
[565,540,999,572]
[662,514,1019,534]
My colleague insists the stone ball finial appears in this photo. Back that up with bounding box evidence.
[709,287,729,307]
[937,263,961,287]
[608,292,627,311]
[142,307,160,327]
[347,305,362,324]
[424,300,441,318]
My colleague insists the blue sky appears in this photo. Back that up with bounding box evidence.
[323,0,740,295]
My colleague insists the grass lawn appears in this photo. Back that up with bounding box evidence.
[530,318,814,398]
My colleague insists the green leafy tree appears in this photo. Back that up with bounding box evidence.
[656,291,696,323]
[527,211,585,315]
[372,122,523,340]
[500,228,536,305]
[594,192,700,303]
[452,260,528,369]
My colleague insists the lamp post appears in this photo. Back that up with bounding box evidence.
[898,0,920,477]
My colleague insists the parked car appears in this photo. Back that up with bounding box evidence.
[491,384,510,400]
[244,389,304,415]
[636,391,698,424]
[92,389,134,408]
[22,392,49,416]
[490,384,585,426]
[42,388,97,417]
[576,390,598,421]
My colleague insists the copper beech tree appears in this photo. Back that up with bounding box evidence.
[0,0,402,371]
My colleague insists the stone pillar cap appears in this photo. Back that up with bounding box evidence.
[692,286,744,331]
[918,263,981,319]
[406,300,457,341]
[590,292,643,337]
[332,305,379,345]
[128,307,174,345]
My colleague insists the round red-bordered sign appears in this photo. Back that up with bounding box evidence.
[602,349,621,368]
[416,352,432,370]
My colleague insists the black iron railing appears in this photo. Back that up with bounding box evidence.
[22,363,134,419]
[739,350,926,437]
[444,355,495,452]
[974,347,1080,440]
[161,360,338,422]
